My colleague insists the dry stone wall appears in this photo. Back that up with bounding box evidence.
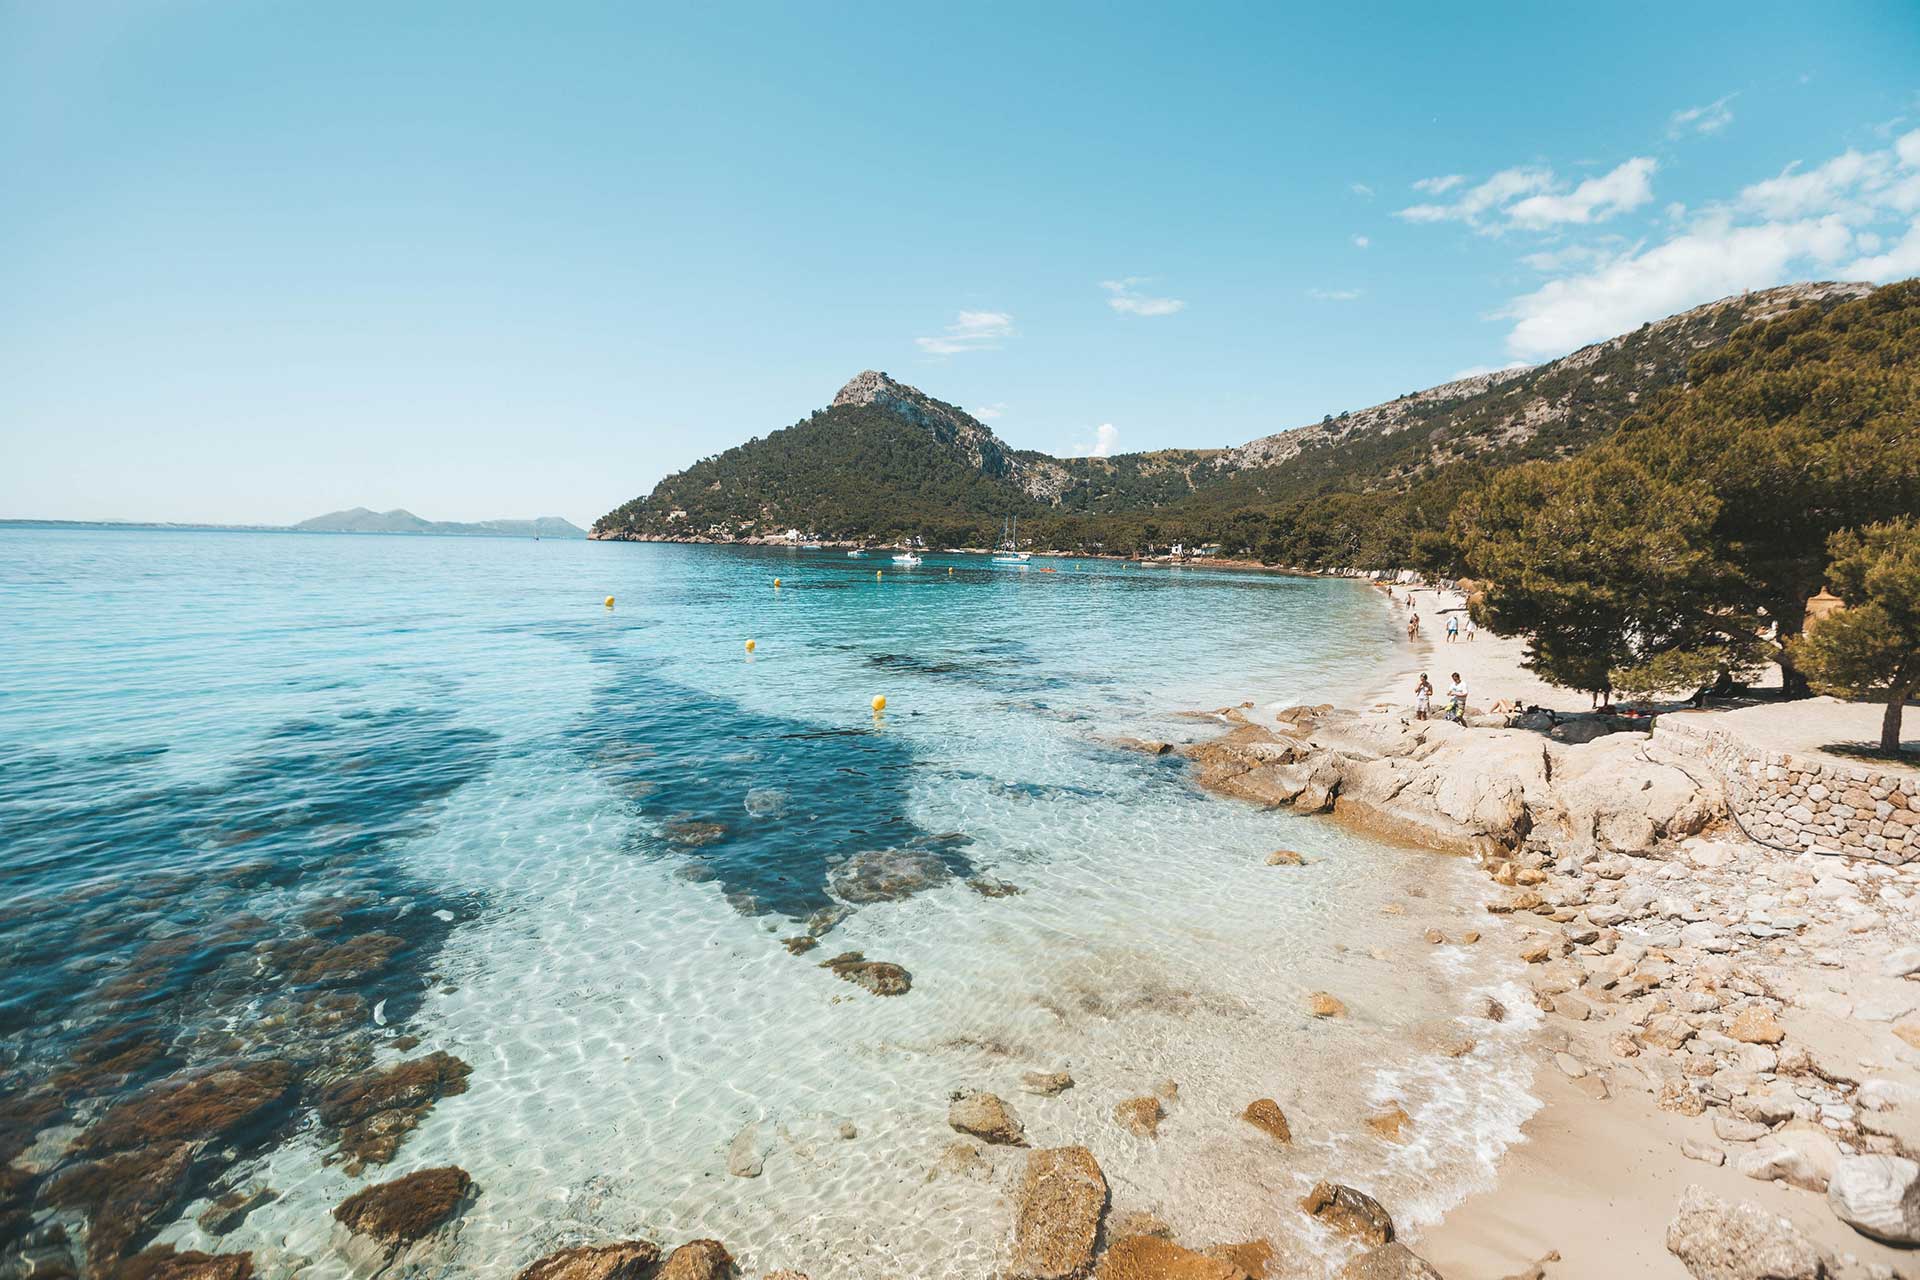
[1654,719,1918,865]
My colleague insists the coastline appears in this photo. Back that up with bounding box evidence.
[1269,596,1920,1278]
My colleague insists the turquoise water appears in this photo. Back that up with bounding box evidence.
[0,529,1536,1277]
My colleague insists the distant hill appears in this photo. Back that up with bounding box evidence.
[295,508,586,538]
[591,280,1885,561]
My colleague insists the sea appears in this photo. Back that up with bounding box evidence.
[0,527,1539,1277]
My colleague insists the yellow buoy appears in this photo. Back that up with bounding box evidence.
[603,595,615,607]
[875,570,882,579]
[773,578,781,587]
[948,566,953,575]
[744,639,756,653]
[871,694,887,712]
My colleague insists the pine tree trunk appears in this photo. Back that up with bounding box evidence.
[1885,686,1910,755]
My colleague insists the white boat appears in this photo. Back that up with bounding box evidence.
[846,549,866,558]
[992,517,1031,565]
[891,552,922,566]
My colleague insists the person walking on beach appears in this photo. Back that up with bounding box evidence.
[1446,615,1459,644]
[1414,674,1433,721]
[1407,611,1420,640]
[1465,616,1477,642]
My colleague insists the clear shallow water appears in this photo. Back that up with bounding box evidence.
[0,529,1536,1277]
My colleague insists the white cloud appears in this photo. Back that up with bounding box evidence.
[1308,288,1363,301]
[1101,278,1185,316]
[1501,214,1855,359]
[1070,423,1120,458]
[1898,128,1920,168]
[915,310,1014,356]
[1351,182,1375,199]
[1844,219,1920,279]
[971,402,1007,421]
[1506,158,1657,230]
[1519,241,1624,273]
[1739,149,1893,221]
[1396,167,1554,228]
[1669,94,1737,138]
[1351,234,1370,249]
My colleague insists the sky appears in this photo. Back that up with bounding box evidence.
[3,1,1918,527]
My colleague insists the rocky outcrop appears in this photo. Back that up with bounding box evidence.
[81,1060,297,1156]
[1665,1184,1829,1279]
[1009,1146,1107,1279]
[515,1240,662,1280]
[315,1052,472,1173]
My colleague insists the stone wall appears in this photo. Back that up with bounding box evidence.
[1653,718,1918,864]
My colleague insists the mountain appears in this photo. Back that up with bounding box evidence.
[296,508,586,538]
[591,281,1881,559]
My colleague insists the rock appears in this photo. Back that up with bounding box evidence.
[726,1121,772,1177]
[1682,1138,1726,1167]
[315,1052,472,1173]
[112,1245,256,1279]
[1642,1015,1696,1050]
[1553,1053,1588,1080]
[1022,1070,1075,1096]
[1826,1154,1919,1245]
[1471,995,1508,1023]
[780,937,818,955]
[969,877,1024,898]
[926,1140,991,1183]
[1892,1019,1920,1052]
[819,951,911,996]
[1009,1146,1108,1280]
[1335,1243,1445,1280]
[44,1141,198,1268]
[1713,1115,1770,1143]
[516,1241,664,1280]
[1114,1096,1164,1138]
[332,1166,473,1244]
[1265,850,1305,866]
[1365,1103,1412,1142]
[1882,947,1920,978]
[1665,1184,1828,1280]
[1108,1211,1174,1240]
[1737,1126,1840,1193]
[82,1059,297,1155]
[949,1091,1027,1146]
[1307,992,1347,1018]
[1300,1181,1393,1245]
[1203,1241,1273,1279]
[197,1184,276,1236]
[1092,1235,1246,1280]
[1240,1099,1291,1143]
[1728,1008,1786,1046]
[657,1240,733,1280]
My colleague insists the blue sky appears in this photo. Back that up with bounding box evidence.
[3,1,1918,526]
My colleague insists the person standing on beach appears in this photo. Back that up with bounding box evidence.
[1407,611,1420,639]
[1414,674,1433,720]
[1446,615,1459,643]
[1465,616,1477,642]
[1446,671,1468,721]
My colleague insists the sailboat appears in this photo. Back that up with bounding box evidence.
[992,517,1031,566]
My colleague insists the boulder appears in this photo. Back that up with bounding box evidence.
[1300,1181,1393,1245]
[1737,1126,1840,1193]
[1240,1099,1291,1143]
[516,1241,663,1280]
[1092,1235,1247,1280]
[657,1240,733,1280]
[1825,1154,1919,1245]
[949,1091,1027,1146]
[1336,1243,1445,1280]
[1114,1096,1164,1138]
[332,1166,473,1244]
[1009,1146,1108,1280]
[1665,1184,1827,1280]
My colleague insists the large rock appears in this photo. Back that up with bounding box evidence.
[1736,1126,1840,1193]
[1009,1146,1108,1280]
[949,1090,1027,1146]
[332,1166,473,1244]
[1300,1181,1393,1245]
[1825,1154,1920,1245]
[1665,1184,1828,1280]
[1336,1243,1445,1279]
[516,1241,663,1280]
[82,1060,297,1155]
[1240,1099,1291,1143]
[657,1240,733,1280]
[1092,1235,1247,1280]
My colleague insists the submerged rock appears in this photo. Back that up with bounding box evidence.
[657,1239,733,1280]
[515,1240,663,1280]
[1114,1096,1164,1138]
[780,936,818,955]
[1240,1099,1291,1143]
[1300,1181,1393,1245]
[726,1120,773,1178]
[1021,1070,1074,1096]
[829,847,954,903]
[332,1165,474,1244]
[1265,850,1304,866]
[1092,1235,1247,1280]
[819,951,912,996]
[197,1183,276,1236]
[1364,1102,1412,1143]
[968,877,1024,898]
[1009,1146,1107,1280]
[45,1141,198,1268]
[1665,1184,1827,1280]
[82,1059,297,1155]
[314,1051,472,1173]
[1336,1243,1444,1280]
[949,1090,1027,1146]
[1203,1241,1273,1278]
[113,1244,256,1279]
[926,1139,993,1183]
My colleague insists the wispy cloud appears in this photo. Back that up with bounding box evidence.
[1069,423,1120,458]
[971,402,1007,421]
[1351,234,1371,249]
[1669,94,1737,138]
[1307,287,1363,301]
[1399,160,1654,231]
[1101,278,1186,316]
[1351,182,1375,199]
[915,310,1014,356]
[1506,158,1658,229]
[1412,174,1465,194]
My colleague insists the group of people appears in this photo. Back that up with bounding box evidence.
[1388,587,1475,643]
[1413,671,1469,722]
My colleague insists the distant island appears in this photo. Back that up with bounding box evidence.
[3,508,586,540]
